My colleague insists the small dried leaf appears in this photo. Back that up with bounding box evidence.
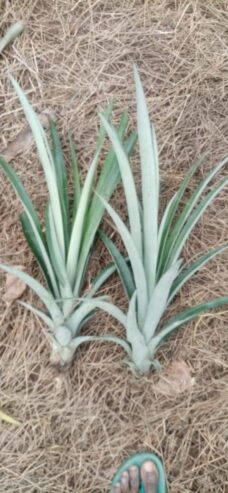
[3,265,26,303]
[0,112,56,162]
[154,361,195,396]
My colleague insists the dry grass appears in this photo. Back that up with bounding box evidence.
[1,0,228,491]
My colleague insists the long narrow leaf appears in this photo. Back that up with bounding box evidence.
[67,298,127,335]
[74,124,137,296]
[96,101,114,150]
[50,121,68,199]
[126,292,152,373]
[45,205,76,316]
[19,301,55,329]
[99,195,148,326]
[67,148,102,286]
[0,21,24,54]
[67,106,117,287]
[0,264,62,323]
[150,297,228,354]
[70,102,114,225]
[169,177,228,265]
[71,334,132,357]
[143,260,182,343]
[164,158,228,270]
[20,211,60,298]
[134,65,159,292]
[45,205,68,287]
[88,262,116,298]
[84,111,129,230]
[157,155,206,278]
[0,157,41,231]
[100,114,142,258]
[0,158,59,296]
[69,135,81,218]
[50,121,70,250]
[20,212,53,293]
[10,76,65,258]
[126,291,145,344]
[169,243,228,302]
[99,230,135,300]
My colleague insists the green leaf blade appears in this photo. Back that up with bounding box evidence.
[99,195,148,326]
[71,334,131,357]
[19,301,55,329]
[134,66,159,293]
[143,260,182,343]
[0,157,60,297]
[74,119,137,296]
[50,121,70,250]
[0,264,62,323]
[100,230,135,300]
[151,296,228,353]
[9,76,65,259]
[169,177,228,266]
[88,262,116,298]
[69,135,81,218]
[20,212,54,294]
[0,157,41,232]
[100,113,142,258]
[157,155,206,279]
[67,148,101,288]
[67,298,127,335]
[169,243,228,302]
[126,291,144,345]
[164,158,228,270]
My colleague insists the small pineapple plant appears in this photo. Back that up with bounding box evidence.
[96,67,228,374]
[0,77,136,366]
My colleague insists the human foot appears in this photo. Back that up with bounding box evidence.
[113,460,158,493]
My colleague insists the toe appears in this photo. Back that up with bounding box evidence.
[114,482,122,493]
[140,461,158,493]
[129,465,139,492]
[120,470,130,493]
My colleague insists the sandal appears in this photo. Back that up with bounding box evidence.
[110,451,168,492]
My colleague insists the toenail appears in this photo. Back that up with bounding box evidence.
[129,465,139,488]
[121,471,129,484]
[114,482,121,493]
[143,461,157,471]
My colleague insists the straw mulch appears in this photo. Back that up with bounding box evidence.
[0,1,228,492]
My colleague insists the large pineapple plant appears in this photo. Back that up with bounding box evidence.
[96,67,228,373]
[0,77,136,366]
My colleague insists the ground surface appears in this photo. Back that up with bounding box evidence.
[0,1,228,492]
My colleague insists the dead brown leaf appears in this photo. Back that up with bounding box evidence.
[0,112,55,162]
[154,361,195,396]
[3,265,26,303]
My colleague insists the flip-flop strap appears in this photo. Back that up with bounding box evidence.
[110,452,168,493]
